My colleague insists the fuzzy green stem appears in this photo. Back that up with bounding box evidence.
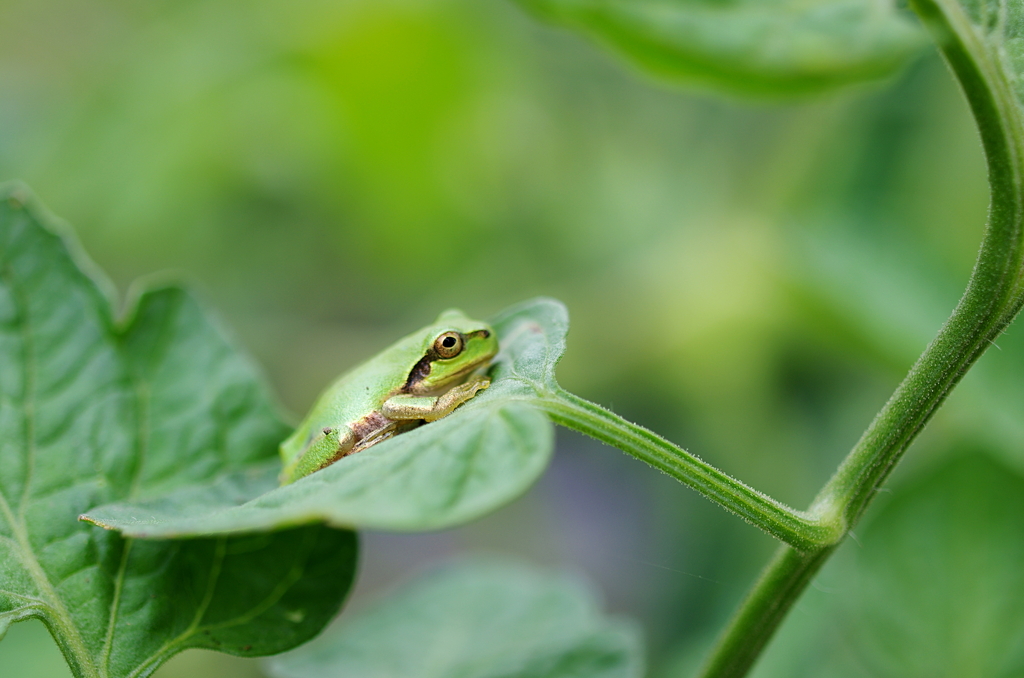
[537,389,843,552]
[694,0,1024,675]
[697,545,834,678]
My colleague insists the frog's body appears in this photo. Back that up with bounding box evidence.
[279,309,498,483]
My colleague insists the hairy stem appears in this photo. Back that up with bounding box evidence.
[694,0,1024,675]
[697,545,834,678]
[537,389,842,551]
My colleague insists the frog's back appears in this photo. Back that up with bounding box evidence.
[306,355,413,427]
[280,329,429,453]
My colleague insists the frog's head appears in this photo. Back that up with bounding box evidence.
[406,309,498,394]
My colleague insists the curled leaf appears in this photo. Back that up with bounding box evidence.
[82,299,566,536]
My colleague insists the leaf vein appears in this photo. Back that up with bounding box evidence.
[123,538,228,678]
[99,537,132,676]
[199,530,314,632]
[440,419,490,510]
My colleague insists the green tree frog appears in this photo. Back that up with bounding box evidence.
[279,309,499,483]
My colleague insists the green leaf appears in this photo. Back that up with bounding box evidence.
[80,299,562,536]
[514,0,926,96]
[0,183,358,678]
[265,560,644,678]
[750,453,1024,677]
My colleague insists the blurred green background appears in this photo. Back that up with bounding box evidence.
[2,0,1022,675]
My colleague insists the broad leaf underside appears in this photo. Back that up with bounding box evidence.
[0,184,357,678]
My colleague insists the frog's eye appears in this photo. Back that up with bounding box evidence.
[434,331,463,359]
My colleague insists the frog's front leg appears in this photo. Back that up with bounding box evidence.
[280,425,357,483]
[382,375,490,422]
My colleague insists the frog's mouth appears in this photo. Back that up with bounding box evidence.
[440,357,493,385]
[406,356,494,396]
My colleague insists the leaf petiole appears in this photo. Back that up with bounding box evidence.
[535,388,843,552]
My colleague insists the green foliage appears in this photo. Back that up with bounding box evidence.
[834,455,1024,675]
[81,299,561,536]
[0,185,357,678]
[266,561,644,678]
[2,0,1024,673]
[752,453,1024,677]
[514,0,926,96]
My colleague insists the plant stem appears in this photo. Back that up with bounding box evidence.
[810,0,1024,531]
[537,389,843,552]
[695,0,1024,674]
[696,545,834,678]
